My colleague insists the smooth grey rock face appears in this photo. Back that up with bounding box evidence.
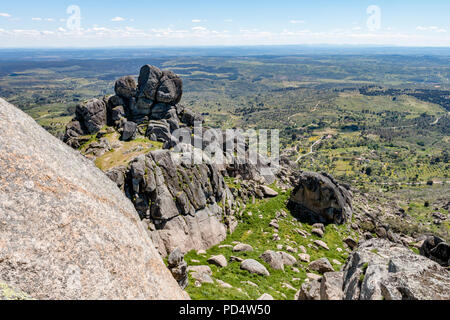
[288,171,352,224]
[240,259,270,276]
[0,98,187,300]
[343,239,450,300]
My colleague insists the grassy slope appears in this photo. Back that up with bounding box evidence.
[185,190,357,300]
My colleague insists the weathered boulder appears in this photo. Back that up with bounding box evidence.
[233,244,254,252]
[0,98,187,300]
[63,98,107,146]
[309,258,334,274]
[320,272,344,300]
[167,248,188,289]
[297,280,321,300]
[288,171,352,224]
[156,71,183,104]
[240,259,270,276]
[420,236,449,267]
[207,255,228,268]
[121,120,137,141]
[343,239,450,300]
[138,64,163,101]
[260,251,284,270]
[115,76,137,99]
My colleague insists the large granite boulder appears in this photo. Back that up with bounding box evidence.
[115,76,137,99]
[342,239,450,300]
[63,98,107,146]
[288,171,352,224]
[156,71,183,105]
[0,98,187,300]
[138,64,163,101]
[420,236,449,267]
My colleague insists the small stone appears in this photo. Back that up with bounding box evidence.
[314,240,330,250]
[216,280,233,289]
[257,293,274,300]
[344,237,357,250]
[309,258,334,274]
[240,259,270,276]
[233,243,254,252]
[299,245,307,254]
[298,253,311,263]
[312,228,324,238]
[207,255,228,268]
[230,256,244,263]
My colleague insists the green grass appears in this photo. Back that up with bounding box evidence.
[184,191,355,300]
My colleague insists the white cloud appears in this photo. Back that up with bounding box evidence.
[0,13,11,18]
[192,19,202,23]
[192,26,207,31]
[416,26,447,33]
[111,17,125,22]
[224,19,233,23]
[32,17,42,21]
[290,20,305,24]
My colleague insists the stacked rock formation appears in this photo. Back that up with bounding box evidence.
[62,65,297,257]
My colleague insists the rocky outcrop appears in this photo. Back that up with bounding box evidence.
[420,236,449,267]
[342,239,450,300]
[0,98,187,300]
[109,150,234,257]
[64,98,107,148]
[167,248,188,289]
[288,171,352,224]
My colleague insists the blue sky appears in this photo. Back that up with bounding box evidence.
[0,0,449,47]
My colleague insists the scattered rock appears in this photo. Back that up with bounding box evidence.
[260,186,279,198]
[233,243,254,252]
[312,228,324,238]
[298,253,311,263]
[260,250,284,270]
[207,255,228,268]
[314,240,330,251]
[344,237,358,250]
[240,259,270,276]
[257,293,274,300]
[309,258,334,274]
